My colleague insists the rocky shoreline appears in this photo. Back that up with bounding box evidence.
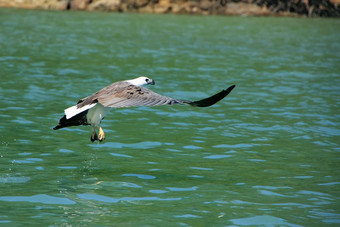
[0,0,339,17]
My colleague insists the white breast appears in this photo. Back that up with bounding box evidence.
[86,103,110,126]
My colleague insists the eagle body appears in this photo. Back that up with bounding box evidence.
[86,103,110,126]
[54,77,235,142]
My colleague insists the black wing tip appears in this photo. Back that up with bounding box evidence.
[53,115,67,130]
[220,84,236,95]
[189,84,236,107]
[53,125,61,130]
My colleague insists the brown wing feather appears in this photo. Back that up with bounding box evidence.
[77,81,181,108]
[76,81,235,109]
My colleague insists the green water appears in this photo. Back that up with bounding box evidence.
[0,8,340,226]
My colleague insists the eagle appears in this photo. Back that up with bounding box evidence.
[53,77,235,142]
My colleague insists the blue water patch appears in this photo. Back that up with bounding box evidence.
[230,200,257,205]
[58,166,77,169]
[258,190,291,197]
[59,149,74,153]
[92,141,162,149]
[183,145,202,150]
[230,215,301,226]
[149,190,168,194]
[11,117,34,125]
[147,162,158,164]
[294,176,314,179]
[26,158,43,162]
[0,176,30,183]
[315,126,340,136]
[18,152,32,156]
[248,159,266,162]
[122,173,156,179]
[213,143,255,148]
[188,175,204,178]
[273,202,314,209]
[189,167,213,171]
[174,214,201,218]
[253,186,292,190]
[77,194,119,203]
[318,182,340,186]
[204,154,231,159]
[166,186,198,192]
[99,181,142,188]
[57,68,82,75]
[171,122,194,126]
[77,193,181,203]
[110,152,133,158]
[24,84,53,102]
[322,219,340,224]
[12,160,34,164]
[166,148,182,152]
[0,194,76,205]
[298,190,330,197]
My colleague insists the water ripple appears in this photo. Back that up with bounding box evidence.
[204,154,232,159]
[110,152,133,158]
[149,190,168,194]
[77,194,181,203]
[90,141,162,149]
[230,215,302,226]
[0,176,31,184]
[166,186,198,192]
[0,195,76,205]
[122,173,156,180]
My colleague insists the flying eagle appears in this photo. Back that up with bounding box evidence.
[53,77,235,142]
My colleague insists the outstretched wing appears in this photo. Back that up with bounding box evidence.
[77,82,181,108]
[182,85,236,107]
[77,82,235,109]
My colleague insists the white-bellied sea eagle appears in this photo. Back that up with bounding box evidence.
[53,77,235,142]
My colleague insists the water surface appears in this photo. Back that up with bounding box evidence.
[0,8,339,226]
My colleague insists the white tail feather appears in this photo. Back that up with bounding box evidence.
[65,103,97,119]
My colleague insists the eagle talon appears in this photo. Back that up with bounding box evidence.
[98,126,105,142]
[90,133,98,142]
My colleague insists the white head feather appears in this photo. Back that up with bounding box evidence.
[126,77,155,86]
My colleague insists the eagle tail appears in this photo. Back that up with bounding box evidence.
[182,85,235,107]
[53,110,89,130]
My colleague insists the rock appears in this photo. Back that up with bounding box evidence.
[153,0,172,14]
[0,0,69,10]
[55,1,71,10]
[225,2,271,16]
[129,0,150,8]
[0,0,339,17]
[87,0,121,11]
[70,0,91,10]
[200,0,211,11]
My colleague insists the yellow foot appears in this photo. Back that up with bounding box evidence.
[98,126,105,142]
